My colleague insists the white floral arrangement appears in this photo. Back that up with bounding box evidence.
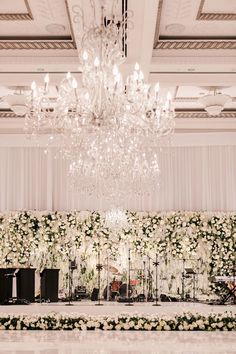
[0,312,235,331]
[0,210,235,294]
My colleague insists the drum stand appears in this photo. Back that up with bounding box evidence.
[153,254,160,306]
[95,244,103,306]
[125,247,133,306]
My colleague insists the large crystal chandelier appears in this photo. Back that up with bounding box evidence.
[25,0,175,200]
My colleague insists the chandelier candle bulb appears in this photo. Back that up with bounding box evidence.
[133,70,139,81]
[83,50,88,61]
[167,92,172,101]
[112,64,119,76]
[31,81,37,99]
[66,72,72,80]
[154,82,160,98]
[72,78,78,89]
[44,73,50,93]
[94,57,100,67]
[139,71,144,81]
[44,73,50,84]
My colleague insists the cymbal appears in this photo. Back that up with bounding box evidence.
[103,265,119,273]
[130,268,142,271]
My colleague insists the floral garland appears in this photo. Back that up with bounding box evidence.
[0,312,235,331]
[0,210,235,294]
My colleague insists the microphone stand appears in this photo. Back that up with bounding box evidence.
[125,246,133,306]
[152,254,160,306]
[147,255,153,302]
[182,258,186,301]
[142,259,146,298]
[95,238,103,306]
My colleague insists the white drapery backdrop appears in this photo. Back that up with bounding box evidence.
[0,145,235,212]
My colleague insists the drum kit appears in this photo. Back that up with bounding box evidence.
[102,264,148,303]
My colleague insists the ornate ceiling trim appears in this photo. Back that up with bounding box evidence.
[0,40,75,50]
[0,111,17,118]
[1,110,236,119]
[0,1,76,50]
[0,0,33,21]
[174,97,236,102]
[196,0,236,21]
[153,0,236,50]
[153,0,163,49]
[175,110,236,119]
[155,40,236,50]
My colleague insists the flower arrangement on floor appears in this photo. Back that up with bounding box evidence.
[0,312,235,331]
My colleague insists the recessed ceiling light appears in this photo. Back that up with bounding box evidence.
[165,23,185,34]
[45,23,66,35]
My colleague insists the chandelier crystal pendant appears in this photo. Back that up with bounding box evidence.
[25,0,175,199]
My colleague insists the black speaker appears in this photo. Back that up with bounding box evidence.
[16,268,36,303]
[91,288,99,301]
[40,269,59,302]
[0,268,15,303]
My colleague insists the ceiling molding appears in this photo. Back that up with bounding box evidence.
[154,40,236,50]
[175,110,236,119]
[153,0,163,48]
[1,109,236,120]
[0,111,17,118]
[196,0,236,21]
[0,0,33,21]
[0,40,75,50]
[153,0,236,50]
[0,0,76,50]
[174,97,236,102]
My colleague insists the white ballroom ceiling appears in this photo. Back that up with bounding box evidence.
[0,0,235,138]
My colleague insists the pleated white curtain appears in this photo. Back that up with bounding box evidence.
[0,145,235,212]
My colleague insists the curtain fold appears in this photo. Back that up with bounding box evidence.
[0,146,235,212]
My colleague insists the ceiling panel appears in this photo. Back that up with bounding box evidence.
[202,0,236,14]
[159,0,236,38]
[0,0,71,37]
[0,0,27,14]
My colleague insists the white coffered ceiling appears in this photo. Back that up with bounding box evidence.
[0,0,236,139]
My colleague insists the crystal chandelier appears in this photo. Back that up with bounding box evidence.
[25,0,175,200]
[104,207,128,231]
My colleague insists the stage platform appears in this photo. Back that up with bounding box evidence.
[0,301,235,316]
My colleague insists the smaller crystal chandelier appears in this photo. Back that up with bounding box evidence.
[198,87,232,116]
[104,207,128,231]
